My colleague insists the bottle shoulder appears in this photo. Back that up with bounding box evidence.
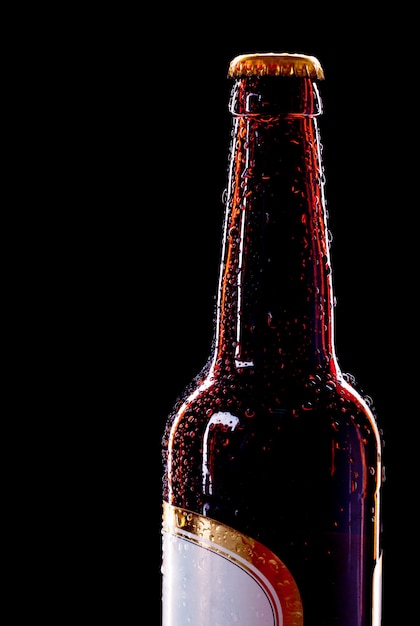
[162,368,383,528]
[165,368,381,442]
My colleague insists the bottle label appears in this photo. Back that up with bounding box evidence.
[162,502,303,626]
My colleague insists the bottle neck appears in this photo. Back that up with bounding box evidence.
[210,76,339,383]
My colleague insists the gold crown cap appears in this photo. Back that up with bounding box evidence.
[228,52,324,79]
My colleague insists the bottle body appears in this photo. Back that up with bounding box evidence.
[161,53,383,626]
[162,376,382,626]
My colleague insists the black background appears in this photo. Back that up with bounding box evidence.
[47,8,417,625]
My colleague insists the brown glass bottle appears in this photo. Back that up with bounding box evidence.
[161,52,384,626]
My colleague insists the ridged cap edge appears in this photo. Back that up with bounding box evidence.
[228,52,324,79]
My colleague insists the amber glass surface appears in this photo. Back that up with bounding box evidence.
[162,59,383,626]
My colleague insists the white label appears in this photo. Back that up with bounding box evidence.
[162,531,278,625]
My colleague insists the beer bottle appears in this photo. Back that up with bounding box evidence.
[161,52,384,626]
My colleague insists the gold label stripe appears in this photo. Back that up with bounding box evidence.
[162,502,303,626]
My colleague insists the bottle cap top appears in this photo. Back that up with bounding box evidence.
[228,52,324,80]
